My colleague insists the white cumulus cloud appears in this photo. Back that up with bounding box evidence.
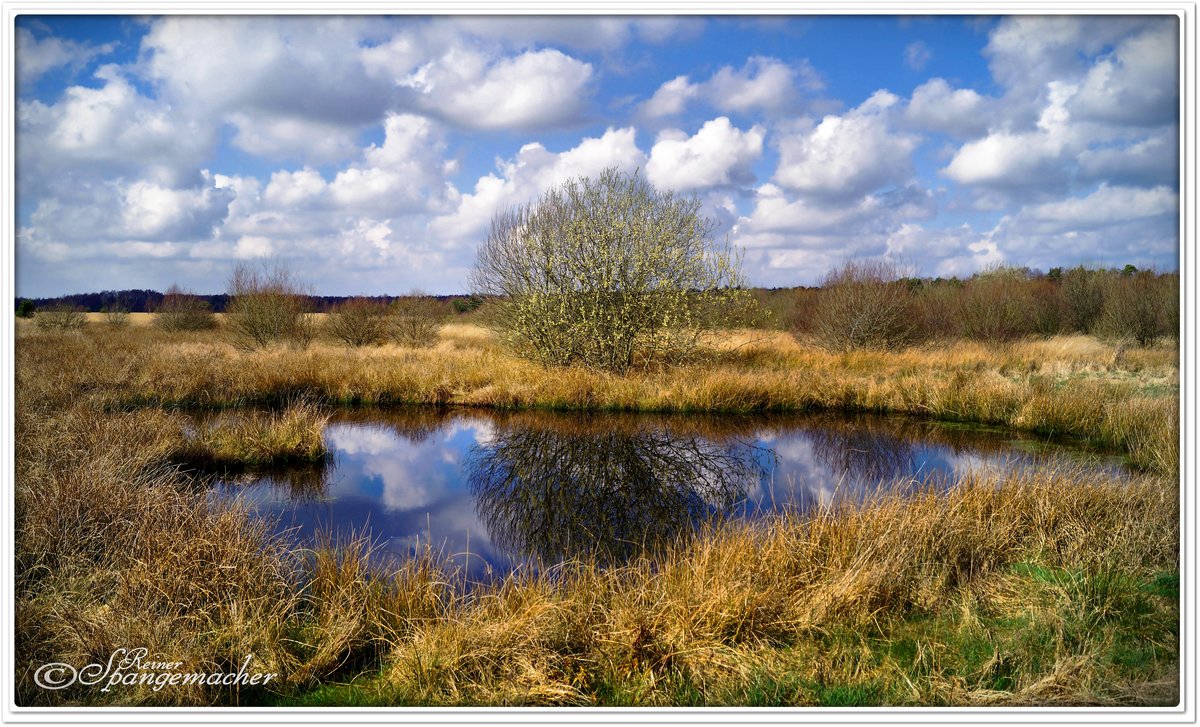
[639,75,700,119]
[401,46,594,131]
[1021,184,1178,232]
[646,117,764,191]
[639,55,822,119]
[141,16,392,164]
[905,78,990,137]
[1071,20,1178,127]
[16,26,116,85]
[774,91,918,199]
[431,127,646,243]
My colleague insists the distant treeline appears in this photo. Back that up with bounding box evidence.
[14,264,1180,349]
[14,290,483,314]
[755,263,1180,349]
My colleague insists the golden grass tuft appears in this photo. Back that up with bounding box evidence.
[176,400,330,467]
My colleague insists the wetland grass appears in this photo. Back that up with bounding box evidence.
[13,317,1180,706]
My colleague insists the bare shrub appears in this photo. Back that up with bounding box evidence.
[390,292,442,348]
[33,303,86,332]
[101,298,130,327]
[1060,266,1107,333]
[1028,278,1065,337]
[956,267,1038,341]
[225,262,314,349]
[326,297,392,347]
[1159,272,1180,340]
[472,167,756,372]
[910,280,963,340]
[1096,270,1172,347]
[154,285,215,332]
[808,260,916,351]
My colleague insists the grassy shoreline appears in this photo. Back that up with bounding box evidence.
[17,322,1179,472]
[13,322,1180,706]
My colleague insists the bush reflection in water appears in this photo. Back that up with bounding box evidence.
[466,413,771,565]
[210,408,1129,578]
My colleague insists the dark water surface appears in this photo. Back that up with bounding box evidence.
[209,408,1131,581]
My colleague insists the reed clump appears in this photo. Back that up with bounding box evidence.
[175,400,331,467]
[14,404,297,706]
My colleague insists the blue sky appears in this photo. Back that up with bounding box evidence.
[14,14,1180,296]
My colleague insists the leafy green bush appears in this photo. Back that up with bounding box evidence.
[451,296,484,314]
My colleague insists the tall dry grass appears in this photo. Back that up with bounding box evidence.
[379,464,1176,706]
[13,319,1180,706]
[175,400,330,468]
[16,323,1176,472]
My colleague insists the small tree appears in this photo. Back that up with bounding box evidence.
[326,297,392,347]
[1028,277,1064,337]
[16,299,35,318]
[33,303,86,331]
[809,259,916,351]
[390,291,442,347]
[155,285,215,331]
[471,167,754,373]
[1161,272,1181,340]
[225,261,314,349]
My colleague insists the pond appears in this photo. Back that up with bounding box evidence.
[209,408,1132,582]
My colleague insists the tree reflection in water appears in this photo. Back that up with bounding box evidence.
[804,416,920,493]
[200,406,1130,580]
[467,413,770,565]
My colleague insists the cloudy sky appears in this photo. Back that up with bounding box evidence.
[14,14,1180,297]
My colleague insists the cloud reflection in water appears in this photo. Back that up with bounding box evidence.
[211,409,1130,581]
